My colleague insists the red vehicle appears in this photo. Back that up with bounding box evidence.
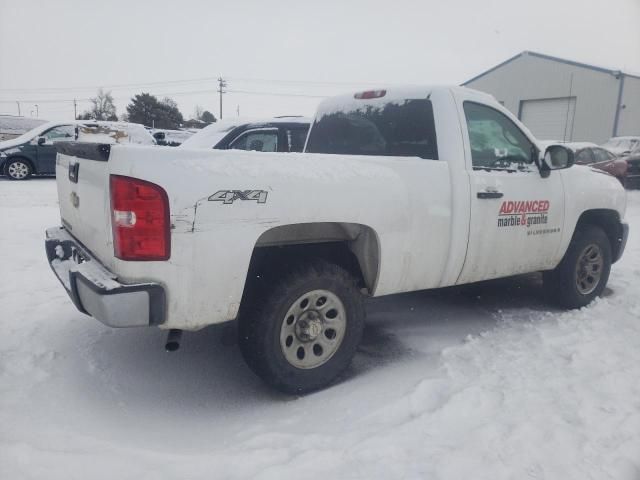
[566,143,631,187]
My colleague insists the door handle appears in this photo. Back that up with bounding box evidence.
[477,191,504,199]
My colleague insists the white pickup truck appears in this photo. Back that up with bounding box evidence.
[46,86,629,393]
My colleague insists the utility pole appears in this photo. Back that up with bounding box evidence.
[73,99,77,120]
[16,101,21,116]
[34,104,39,117]
[217,77,227,119]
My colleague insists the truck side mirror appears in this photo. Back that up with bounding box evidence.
[543,145,574,170]
[37,136,46,146]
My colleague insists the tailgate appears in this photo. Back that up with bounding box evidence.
[55,143,115,268]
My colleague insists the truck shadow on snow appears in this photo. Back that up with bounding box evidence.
[342,272,558,382]
[59,271,580,409]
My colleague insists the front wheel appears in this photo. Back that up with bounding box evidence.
[543,224,612,308]
[5,159,32,180]
[238,260,365,394]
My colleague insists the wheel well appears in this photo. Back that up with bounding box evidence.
[575,209,624,263]
[4,156,35,174]
[246,222,380,294]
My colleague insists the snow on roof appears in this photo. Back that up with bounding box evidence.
[314,86,493,119]
[76,121,155,145]
[0,119,154,149]
[561,142,599,151]
[537,140,598,152]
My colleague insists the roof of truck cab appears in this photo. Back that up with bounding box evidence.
[314,86,496,117]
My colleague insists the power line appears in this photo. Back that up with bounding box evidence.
[226,76,386,87]
[227,89,327,98]
[0,76,220,93]
[0,87,329,105]
[0,74,386,94]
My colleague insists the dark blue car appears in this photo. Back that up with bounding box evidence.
[0,120,155,180]
[0,122,77,179]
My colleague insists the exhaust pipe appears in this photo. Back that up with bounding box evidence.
[165,329,182,352]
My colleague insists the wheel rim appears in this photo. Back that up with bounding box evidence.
[279,289,347,369]
[575,243,604,295]
[8,161,29,179]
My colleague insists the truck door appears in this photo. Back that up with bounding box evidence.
[36,125,75,174]
[457,101,565,284]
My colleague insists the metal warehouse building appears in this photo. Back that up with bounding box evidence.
[463,51,640,144]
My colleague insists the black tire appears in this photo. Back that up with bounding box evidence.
[238,259,365,394]
[543,224,612,309]
[5,158,33,180]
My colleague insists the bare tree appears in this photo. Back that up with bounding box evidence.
[193,105,204,120]
[79,88,117,121]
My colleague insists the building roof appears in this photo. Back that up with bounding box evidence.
[463,51,640,85]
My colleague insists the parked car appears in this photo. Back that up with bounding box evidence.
[563,142,629,185]
[180,116,310,152]
[0,120,155,180]
[601,136,640,157]
[46,86,628,393]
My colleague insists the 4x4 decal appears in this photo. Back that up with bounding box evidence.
[208,190,268,205]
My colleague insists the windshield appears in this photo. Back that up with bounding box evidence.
[180,121,244,149]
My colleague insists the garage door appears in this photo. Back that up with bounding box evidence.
[520,97,576,141]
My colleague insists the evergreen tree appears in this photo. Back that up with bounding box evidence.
[126,93,183,129]
[200,110,216,123]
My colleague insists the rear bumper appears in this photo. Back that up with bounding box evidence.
[45,226,165,327]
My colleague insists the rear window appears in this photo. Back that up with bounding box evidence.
[305,99,438,160]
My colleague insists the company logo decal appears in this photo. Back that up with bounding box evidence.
[497,200,549,228]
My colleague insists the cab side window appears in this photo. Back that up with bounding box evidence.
[463,102,535,170]
[42,125,75,142]
[230,130,278,152]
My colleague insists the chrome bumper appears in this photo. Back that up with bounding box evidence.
[45,227,165,327]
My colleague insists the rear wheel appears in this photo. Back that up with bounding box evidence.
[544,224,611,308]
[5,158,32,180]
[238,259,364,394]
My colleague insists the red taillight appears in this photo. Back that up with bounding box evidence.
[110,175,170,261]
[354,89,386,99]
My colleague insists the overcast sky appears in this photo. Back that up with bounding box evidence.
[1,0,639,123]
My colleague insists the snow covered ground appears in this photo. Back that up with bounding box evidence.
[1,178,639,480]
